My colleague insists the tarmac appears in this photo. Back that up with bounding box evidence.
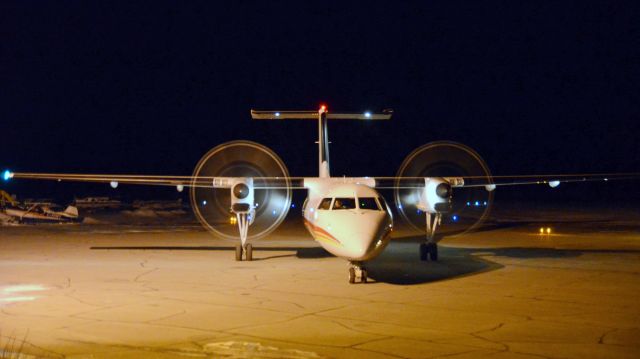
[1,206,639,358]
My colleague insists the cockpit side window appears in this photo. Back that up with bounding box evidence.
[318,198,333,210]
[332,198,356,210]
[378,196,389,210]
[358,197,381,210]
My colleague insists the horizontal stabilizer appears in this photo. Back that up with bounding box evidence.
[251,109,392,120]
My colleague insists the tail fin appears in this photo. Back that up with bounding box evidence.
[318,106,330,178]
[63,206,79,217]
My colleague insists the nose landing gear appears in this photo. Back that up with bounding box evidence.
[348,262,368,284]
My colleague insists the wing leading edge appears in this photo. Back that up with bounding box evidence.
[7,171,640,190]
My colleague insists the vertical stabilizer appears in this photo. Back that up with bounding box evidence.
[318,106,331,178]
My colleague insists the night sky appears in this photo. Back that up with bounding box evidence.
[2,1,639,203]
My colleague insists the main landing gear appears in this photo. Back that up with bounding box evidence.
[420,242,438,261]
[235,243,253,261]
[235,212,254,261]
[348,262,368,284]
[421,212,442,262]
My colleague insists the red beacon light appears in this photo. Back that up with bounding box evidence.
[319,104,327,113]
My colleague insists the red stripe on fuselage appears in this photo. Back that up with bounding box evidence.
[303,218,341,245]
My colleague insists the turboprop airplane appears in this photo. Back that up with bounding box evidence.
[4,105,640,283]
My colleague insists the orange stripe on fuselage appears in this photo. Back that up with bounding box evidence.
[303,218,342,246]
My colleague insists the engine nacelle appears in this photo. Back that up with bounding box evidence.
[417,177,452,213]
[230,178,254,214]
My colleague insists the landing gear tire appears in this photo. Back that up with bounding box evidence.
[348,263,368,284]
[420,243,439,262]
[235,245,243,261]
[429,244,439,261]
[420,243,428,261]
[245,243,253,261]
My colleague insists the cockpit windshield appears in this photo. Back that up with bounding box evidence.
[332,198,356,210]
[358,197,381,210]
[318,198,333,210]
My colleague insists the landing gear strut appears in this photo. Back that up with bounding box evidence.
[421,212,442,262]
[348,262,368,284]
[234,212,254,261]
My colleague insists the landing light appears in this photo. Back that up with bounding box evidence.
[275,112,280,117]
[110,181,118,189]
[2,170,12,181]
[364,112,371,118]
[202,200,207,206]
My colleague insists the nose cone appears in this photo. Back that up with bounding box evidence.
[338,213,391,261]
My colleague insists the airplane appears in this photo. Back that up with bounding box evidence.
[3,105,639,283]
[0,189,81,224]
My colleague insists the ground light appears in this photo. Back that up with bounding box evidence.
[539,227,552,236]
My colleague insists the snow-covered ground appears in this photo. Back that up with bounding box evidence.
[0,203,639,358]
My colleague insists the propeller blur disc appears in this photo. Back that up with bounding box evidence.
[394,141,493,236]
[190,140,291,240]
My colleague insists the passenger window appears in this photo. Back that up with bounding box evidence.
[318,198,333,210]
[358,197,381,210]
[332,198,356,210]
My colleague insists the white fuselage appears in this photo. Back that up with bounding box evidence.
[302,179,393,261]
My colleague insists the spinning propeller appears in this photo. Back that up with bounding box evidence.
[190,140,292,241]
[394,141,494,237]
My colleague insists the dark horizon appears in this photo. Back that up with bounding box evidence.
[2,1,639,203]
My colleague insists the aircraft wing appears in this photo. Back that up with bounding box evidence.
[7,170,640,190]
[4,171,309,189]
[375,172,640,189]
[453,172,640,189]
[454,173,640,188]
